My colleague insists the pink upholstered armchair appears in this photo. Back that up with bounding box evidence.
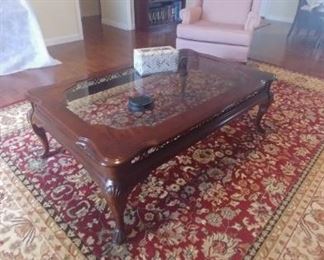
[176,0,262,62]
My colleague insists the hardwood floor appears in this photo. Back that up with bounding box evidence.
[250,20,324,78]
[0,16,323,108]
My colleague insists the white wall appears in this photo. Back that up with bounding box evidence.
[260,0,298,23]
[101,0,135,30]
[29,0,83,46]
[80,0,100,17]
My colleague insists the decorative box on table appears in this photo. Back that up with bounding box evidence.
[133,46,179,76]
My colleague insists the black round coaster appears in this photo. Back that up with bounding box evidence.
[128,95,154,112]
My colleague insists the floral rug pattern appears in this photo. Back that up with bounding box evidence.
[0,64,324,259]
[254,150,324,259]
[0,156,84,259]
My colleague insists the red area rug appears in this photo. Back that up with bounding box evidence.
[0,65,323,259]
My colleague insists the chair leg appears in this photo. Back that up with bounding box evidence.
[287,12,299,38]
[287,22,295,38]
[315,37,321,50]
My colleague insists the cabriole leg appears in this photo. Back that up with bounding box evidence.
[104,179,129,244]
[27,103,50,158]
[256,91,273,133]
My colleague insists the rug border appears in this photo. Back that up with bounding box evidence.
[253,62,324,93]
[244,144,324,259]
[253,147,324,259]
[0,151,96,259]
[0,156,87,259]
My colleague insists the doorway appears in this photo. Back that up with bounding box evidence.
[79,0,101,20]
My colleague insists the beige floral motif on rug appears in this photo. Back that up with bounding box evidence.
[254,149,324,259]
[0,157,85,259]
[0,102,84,259]
[250,62,324,259]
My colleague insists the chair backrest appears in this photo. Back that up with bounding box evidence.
[201,0,254,25]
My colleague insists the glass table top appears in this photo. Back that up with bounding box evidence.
[65,51,267,129]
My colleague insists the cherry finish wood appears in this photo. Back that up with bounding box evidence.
[0,17,323,108]
[27,49,275,243]
[27,103,50,158]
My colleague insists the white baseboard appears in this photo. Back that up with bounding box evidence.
[82,14,100,18]
[265,15,293,23]
[45,34,83,47]
[101,17,133,31]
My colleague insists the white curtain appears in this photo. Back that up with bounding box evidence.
[0,0,61,76]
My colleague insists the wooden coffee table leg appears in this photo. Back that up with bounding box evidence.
[256,91,273,133]
[27,103,50,158]
[104,179,129,244]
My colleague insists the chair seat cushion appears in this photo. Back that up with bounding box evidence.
[177,20,252,46]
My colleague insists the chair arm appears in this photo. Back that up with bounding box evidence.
[180,7,202,25]
[244,11,261,31]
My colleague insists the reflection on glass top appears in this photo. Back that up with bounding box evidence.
[65,52,260,129]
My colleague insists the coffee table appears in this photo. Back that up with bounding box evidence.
[26,50,275,244]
